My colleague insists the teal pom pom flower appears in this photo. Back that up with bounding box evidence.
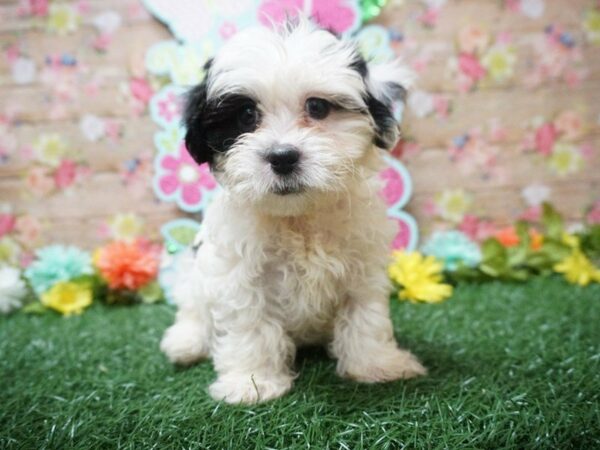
[422,230,482,271]
[25,245,93,295]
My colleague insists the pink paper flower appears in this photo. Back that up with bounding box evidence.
[311,0,357,35]
[458,53,486,81]
[220,22,238,40]
[130,77,154,106]
[258,0,303,27]
[156,91,181,123]
[458,214,497,241]
[14,215,42,245]
[587,200,600,224]
[92,33,112,52]
[258,0,357,35]
[418,8,440,28]
[534,123,557,155]
[0,214,16,238]
[155,143,217,210]
[18,0,48,16]
[457,25,489,54]
[519,205,542,223]
[26,167,54,196]
[54,159,77,189]
[554,110,583,140]
[104,120,122,141]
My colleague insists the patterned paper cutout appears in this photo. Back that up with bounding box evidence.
[152,142,218,213]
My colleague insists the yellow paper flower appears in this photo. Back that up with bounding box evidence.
[561,232,580,250]
[32,133,69,167]
[109,213,144,241]
[554,249,600,286]
[0,237,21,266]
[549,143,583,176]
[435,189,472,223]
[583,8,600,45]
[40,281,93,316]
[388,251,453,303]
[47,4,80,35]
[481,46,517,82]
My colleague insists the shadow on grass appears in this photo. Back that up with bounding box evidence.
[283,340,487,410]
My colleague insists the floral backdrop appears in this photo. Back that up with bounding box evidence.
[0,0,599,270]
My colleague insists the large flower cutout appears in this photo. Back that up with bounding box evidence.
[258,0,360,36]
[379,155,418,251]
[153,142,218,212]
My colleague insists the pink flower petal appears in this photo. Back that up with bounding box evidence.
[161,155,180,171]
[379,168,405,206]
[181,183,202,206]
[391,219,411,250]
[159,174,179,195]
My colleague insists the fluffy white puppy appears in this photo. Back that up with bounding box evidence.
[160,19,426,404]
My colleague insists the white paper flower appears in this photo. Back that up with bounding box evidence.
[521,184,550,206]
[408,90,435,118]
[520,0,545,19]
[79,114,106,142]
[0,266,28,314]
[92,11,122,35]
[11,57,36,85]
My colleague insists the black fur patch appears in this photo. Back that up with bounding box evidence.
[349,52,368,78]
[183,60,260,166]
[365,93,396,149]
[349,51,401,149]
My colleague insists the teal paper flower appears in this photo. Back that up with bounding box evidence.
[422,230,482,271]
[25,245,93,295]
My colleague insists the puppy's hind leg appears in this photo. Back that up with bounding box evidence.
[160,252,212,366]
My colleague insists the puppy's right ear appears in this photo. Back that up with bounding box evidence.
[183,60,212,165]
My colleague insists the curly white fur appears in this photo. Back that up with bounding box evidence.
[161,19,425,404]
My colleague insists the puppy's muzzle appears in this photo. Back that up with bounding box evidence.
[266,145,301,176]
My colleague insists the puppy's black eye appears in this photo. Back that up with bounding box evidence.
[238,104,258,129]
[305,97,331,120]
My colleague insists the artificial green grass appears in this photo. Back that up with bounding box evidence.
[1,278,599,449]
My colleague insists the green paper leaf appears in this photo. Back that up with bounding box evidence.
[139,281,164,304]
[507,245,528,267]
[542,202,564,239]
[106,289,139,305]
[360,0,388,22]
[161,219,201,254]
[22,302,49,315]
[481,239,508,277]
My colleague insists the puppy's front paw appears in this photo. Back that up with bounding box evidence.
[160,321,208,365]
[209,373,293,404]
[339,348,427,383]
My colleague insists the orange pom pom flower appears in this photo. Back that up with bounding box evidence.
[95,240,160,290]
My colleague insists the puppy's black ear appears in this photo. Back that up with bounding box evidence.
[183,60,213,165]
[353,54,414,150]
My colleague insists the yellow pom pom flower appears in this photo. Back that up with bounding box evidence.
[40,281,93,316]
[554,249,600,287]
[388,251,453,303]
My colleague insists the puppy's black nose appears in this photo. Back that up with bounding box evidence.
[266,145,300,175]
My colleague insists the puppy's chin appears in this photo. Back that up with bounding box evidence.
[254,191,313,217]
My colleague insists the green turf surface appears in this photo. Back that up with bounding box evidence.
[1,277,599,449]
